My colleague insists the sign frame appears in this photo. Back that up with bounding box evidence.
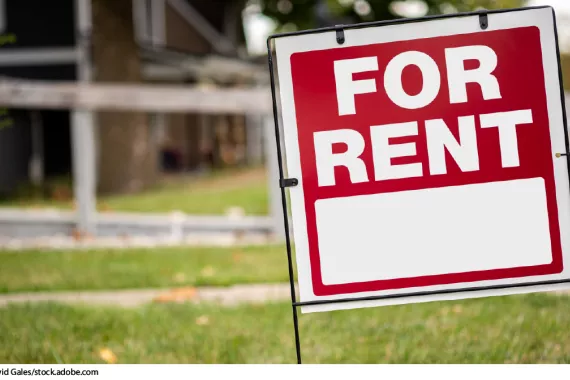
[266,5,570,364]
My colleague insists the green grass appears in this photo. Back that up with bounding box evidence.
[2,293,570,363]
[0,166,269,215]
[102,181,267,215]
[0,245,292,293]
[101,167,268,215]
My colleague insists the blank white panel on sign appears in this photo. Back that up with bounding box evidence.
[315,178,553,286]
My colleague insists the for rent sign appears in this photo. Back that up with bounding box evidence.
[271,6,570,313]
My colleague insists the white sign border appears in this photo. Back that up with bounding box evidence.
[269,6,570,313]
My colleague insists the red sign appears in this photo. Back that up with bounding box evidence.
[289,26,563,296]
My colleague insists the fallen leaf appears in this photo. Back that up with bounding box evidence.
[200,266,215,277]
[153,287,197,303]
[71,229,84,241]
[232,251,244,263]
[195,315,209,326]
[98,348,117,364]
[452,305,463,314]
[51,185,72,201]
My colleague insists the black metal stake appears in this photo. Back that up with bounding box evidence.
[266,41,303,365]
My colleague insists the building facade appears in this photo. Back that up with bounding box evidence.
[0,0,265,198]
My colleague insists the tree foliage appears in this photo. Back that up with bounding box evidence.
[259,0,527,32]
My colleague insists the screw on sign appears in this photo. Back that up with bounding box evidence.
[269,6,570,316]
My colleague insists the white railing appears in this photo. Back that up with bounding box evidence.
[0,77,286,241]
[0,78,272,113]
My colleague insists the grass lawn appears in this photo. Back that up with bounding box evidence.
[1,293,570,363]
[0,166,269,215]
[0,245,292,293]
[103,167,268,215]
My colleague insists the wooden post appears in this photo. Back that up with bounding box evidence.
[71,0,97,235]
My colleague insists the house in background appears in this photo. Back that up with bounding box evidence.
[137,0,267,174]
[0,0,266,199]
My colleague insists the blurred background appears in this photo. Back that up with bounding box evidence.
[0,0,567,247]
[0,0,569,365]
